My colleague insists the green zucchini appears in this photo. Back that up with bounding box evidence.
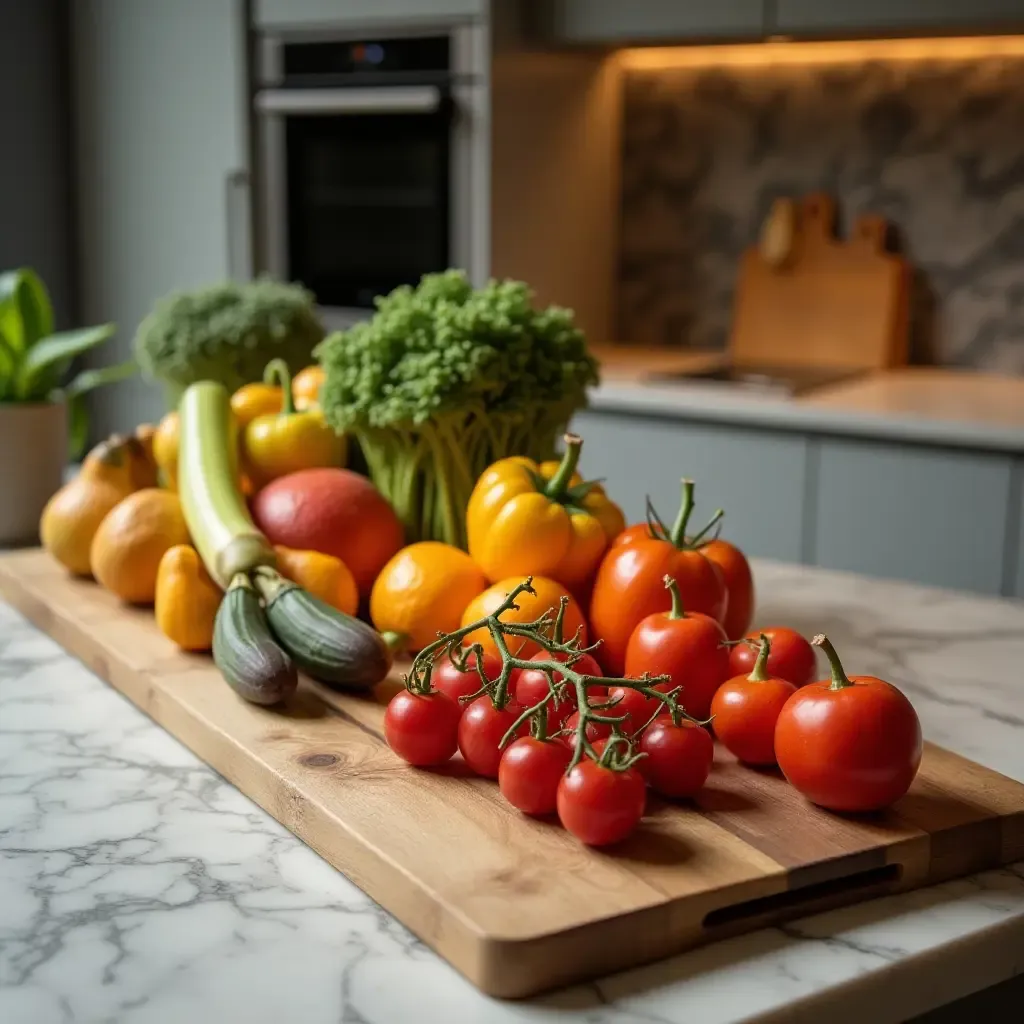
[254,569,393,691]
[213,574,298,705]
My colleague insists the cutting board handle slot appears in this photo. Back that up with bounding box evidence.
[702,863,902,931]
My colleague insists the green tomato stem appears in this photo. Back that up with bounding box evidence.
[668,479,695,547]
[813,633,855,690]
[664,574,686,620]
[748,632,772,682]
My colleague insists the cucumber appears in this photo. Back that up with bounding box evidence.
[213,574,298,706]
[255,569,393,691]
[178,381,276,588]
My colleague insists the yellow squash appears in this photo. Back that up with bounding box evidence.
[241,359,345,489]
[466,433,625,591]
[155,544,222,651]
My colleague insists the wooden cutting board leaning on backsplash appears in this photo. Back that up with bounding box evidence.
[730,193,910,371]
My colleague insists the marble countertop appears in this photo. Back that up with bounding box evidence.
[590,346,1024,452]
[2,560,1024,1024]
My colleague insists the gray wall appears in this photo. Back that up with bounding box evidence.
[619,54,1024,373]
[0,0,74,326]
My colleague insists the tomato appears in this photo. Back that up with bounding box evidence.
[623,577,728,720]
[710,635,796,765]
[774,635,922,812]
[638,719,714,798]
[606,686,656,735]
[432,651,503,710]
[729,626,817,688]
[498,737,573,815]
[515,651,604,728]
[702,538,754,641]
[384,690,462,767]
[563,710,614,744]
[457,696,528,778]
[556,759,646,846]
[589,483,728,675]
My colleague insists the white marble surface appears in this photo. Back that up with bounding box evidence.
[2,560,1024,1024]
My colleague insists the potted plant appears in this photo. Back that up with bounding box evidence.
[0,268,134,545]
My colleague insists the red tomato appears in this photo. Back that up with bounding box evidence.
[702,538,754,641]
[606,686,656,735]
[774,636,923,812]
[556,759,646,846]
[729,626,816,688]
[515,651,605,728]
[458,697,528,778]
[589,483,728,675]
[623,578,729,720]
[498,737,573,816]
[384,690,462,767]
[432,651,503,710]
[711,673,796,766]
[638,719,714,798]
[563,710,614,744]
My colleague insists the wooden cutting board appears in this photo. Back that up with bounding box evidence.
[730,193,910,371]
[2,548,1022,999]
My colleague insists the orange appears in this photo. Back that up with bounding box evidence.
[274,545,358,616]
[459,575,587,662]
[371,542,488,652]
[292,365,325,409]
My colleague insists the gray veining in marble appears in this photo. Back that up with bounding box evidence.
[2,561,1024,1024]
[619,56,1024,373]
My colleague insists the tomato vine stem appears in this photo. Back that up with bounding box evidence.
[812,633,855,690]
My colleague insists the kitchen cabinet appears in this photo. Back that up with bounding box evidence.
[570,410,808,563]
[253,0,484,30]
[545,0,766,44]
[1013,462,1024,599]
[773,1,1024,37]
[72,0,250,438]
[812,438,1013,595]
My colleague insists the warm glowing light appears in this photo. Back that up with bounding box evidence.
[617,35,1024,71]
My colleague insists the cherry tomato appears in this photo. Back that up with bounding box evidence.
[589,482,728,675]
[774,635,922,812]
[710,637,796,765]
[563,709,616,744]
[702,538,754,641]
[457,696,528,778]
[498,737,573,815]
[515,651,604,728]
[638,719,714,798]
[606,686,656,734]
[557,759,646,846]
[624,577,729,720]
[432,651,503,710]
[729,626,816,688]
[384,690,462,767]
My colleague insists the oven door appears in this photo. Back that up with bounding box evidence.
[258,86,452,320]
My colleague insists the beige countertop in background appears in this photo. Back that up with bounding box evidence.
[588,345,1024,453]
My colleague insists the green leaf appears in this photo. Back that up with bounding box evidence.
[15,323,116,400]
[0,268,54,353]
[61,359,138,460]
[0,328,15,400]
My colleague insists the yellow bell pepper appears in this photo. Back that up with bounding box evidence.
[241,359,346,489]
[466,433,625,590]
[230,380,283,428]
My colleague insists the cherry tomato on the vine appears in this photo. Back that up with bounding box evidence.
[563,710,615,744]
[556,759,646,846]
[458,696,528,778]
[638,719,714,798]
[431,651,503,710]
[774,635,922,813]
[711,634,796,766]
[384,690,462,767]
[606,686,656,735]
[515,650,604,728]
[498,736,573,816]
[728,626,816,688]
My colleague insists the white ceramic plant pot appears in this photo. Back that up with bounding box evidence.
[0,402,68,546]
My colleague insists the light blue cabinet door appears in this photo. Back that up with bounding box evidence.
[813,439,1013,595]
[254,0,483,29]
[570,410,807,562]
[73,0,249,438]
[1014,462,1024,599]
[550,0,765,42]
[775,0,1024,35]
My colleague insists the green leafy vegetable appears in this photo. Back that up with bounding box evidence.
[0,267,132,458]
[316,270,600,548]
[134,277,325,407]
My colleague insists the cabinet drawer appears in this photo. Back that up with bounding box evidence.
[571,411,807,562]
[254,0,482,29]
[774,0,1024,36]
[548,0,765,44]
[813,439,1013,594]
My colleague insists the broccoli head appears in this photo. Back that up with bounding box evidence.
[316,270,600,548]
[134,278,325,406]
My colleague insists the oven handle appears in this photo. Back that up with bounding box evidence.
[255,85,443,116]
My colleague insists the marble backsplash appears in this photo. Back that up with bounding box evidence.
[618,56,1024,372]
